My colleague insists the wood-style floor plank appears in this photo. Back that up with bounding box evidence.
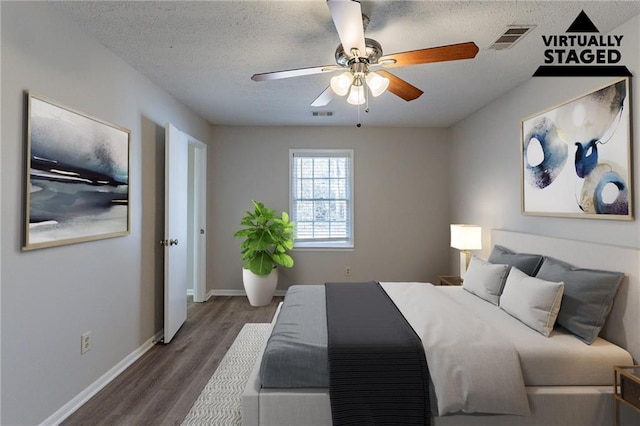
[62,296,282,426]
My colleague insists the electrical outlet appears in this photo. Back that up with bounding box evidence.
[81,331,92,355]
[345,266,352,277]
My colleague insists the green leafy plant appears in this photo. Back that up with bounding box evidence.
[233,200,296,276]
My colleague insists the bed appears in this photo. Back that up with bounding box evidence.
[243,230,640,425]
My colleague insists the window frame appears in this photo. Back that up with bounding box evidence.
[289,149,354,250]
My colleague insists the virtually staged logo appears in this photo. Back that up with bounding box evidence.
[533,10,631,77]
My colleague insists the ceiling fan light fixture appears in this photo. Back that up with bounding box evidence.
[251,0,479,112]
[330,72,353,96]
[347,83,365,105]
[365,71,389,97]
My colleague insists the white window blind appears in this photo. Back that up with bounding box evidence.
[290,149,354,248]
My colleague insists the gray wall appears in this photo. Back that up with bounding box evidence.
[1,3,212,424]
[1,3,453,423]
[5,2,637,425]
[449,14,640,267]
[209,126,451,292]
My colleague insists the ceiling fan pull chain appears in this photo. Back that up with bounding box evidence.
[365,80,370,114]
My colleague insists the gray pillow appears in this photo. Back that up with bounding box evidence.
[500,267,564,337]
[462,256,510,305]
[535,256,624,344]
[488,245,544,277]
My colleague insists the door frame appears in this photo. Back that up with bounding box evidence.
[188,138,207,303]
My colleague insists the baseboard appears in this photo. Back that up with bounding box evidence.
[42,288,281,424]
[210,289,286,297]
[211,289,248,296]
[40,330,164,426]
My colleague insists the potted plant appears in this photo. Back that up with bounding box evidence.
[233,200,295,306]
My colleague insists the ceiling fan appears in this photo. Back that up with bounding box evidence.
[251,0,479,108]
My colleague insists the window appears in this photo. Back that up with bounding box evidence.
[290,149,353,249]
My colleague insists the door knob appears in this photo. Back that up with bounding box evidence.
[170,239,179,246]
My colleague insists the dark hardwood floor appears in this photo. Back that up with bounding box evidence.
[62,296,282,426]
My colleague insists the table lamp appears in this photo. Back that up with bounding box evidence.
[450,224,482,278]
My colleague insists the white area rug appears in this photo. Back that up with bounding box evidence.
[181,323,271,425]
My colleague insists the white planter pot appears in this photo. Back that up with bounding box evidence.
[242,268,278,307]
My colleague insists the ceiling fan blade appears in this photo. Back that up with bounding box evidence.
[379,42,479,68]
[376,70,423,101]
[311,86,334,107]
[252,65,341,82]
[327,0,366,56]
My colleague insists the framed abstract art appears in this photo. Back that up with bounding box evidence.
[521,78,632,220]
[24,92,131,250]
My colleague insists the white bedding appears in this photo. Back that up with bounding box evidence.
[245,281,635,425]
[380,282,530,416]
[259,282,632,417]
[437,285,633,386]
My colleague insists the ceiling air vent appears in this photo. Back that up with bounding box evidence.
[487,25,536,50]
[312,111,334,117]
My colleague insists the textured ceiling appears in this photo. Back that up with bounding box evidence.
[52,1,640,127]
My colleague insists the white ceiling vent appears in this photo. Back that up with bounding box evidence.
[312,111,334,117]
[487,25,536,50]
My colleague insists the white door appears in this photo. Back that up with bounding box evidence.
[163,123,189,343]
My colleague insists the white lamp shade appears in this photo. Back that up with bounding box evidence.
[330,72,353,96]
[365,72,389,97]
[347,84,365,105]
[450,224,482,250]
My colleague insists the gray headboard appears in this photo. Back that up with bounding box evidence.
[492,229,640,362]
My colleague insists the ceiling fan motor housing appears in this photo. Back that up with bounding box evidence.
[335,38,383,67]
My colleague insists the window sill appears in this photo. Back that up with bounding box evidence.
[293,241,354,251]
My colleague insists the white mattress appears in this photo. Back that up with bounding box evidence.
[435,285,632,386]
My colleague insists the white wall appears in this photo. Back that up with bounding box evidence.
[449,14,640,265]
[208,126,451,292]
[1,3,212,424]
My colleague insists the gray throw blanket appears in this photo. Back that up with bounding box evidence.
[325,282,431,426]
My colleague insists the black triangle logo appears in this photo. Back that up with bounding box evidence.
[566,10,599,33]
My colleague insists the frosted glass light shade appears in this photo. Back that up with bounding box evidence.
[365,72,389,97]
[347,84,365,105]
[346,84,365,105]
[330,72,353,96]
[450,224,482,250]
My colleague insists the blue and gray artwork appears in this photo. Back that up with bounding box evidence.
[27,96,129,247]
[523,117,568,189]
[522,80,629,216]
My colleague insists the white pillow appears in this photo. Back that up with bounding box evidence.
[500,267,564,337]
[462,256,509,305]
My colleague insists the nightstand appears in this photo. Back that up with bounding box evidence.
[437,275,463,286]
[614,365,640,425]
